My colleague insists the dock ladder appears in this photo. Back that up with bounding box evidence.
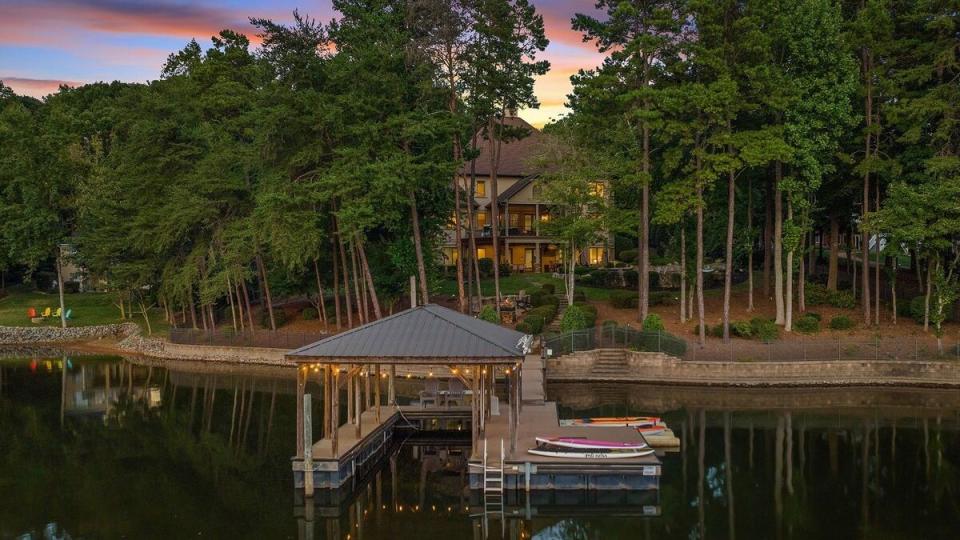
[481,438,506,538]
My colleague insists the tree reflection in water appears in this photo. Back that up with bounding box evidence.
[1,356,959,539]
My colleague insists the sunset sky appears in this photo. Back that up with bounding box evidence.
[0,0,607,127]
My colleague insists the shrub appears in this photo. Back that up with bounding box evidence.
[477,258,494,277]
[804,312,822,321]
[531,292,559,308]
[602,320,619,331]
[560,304,590,332]
[540,283,556,295]
[260,308,288,329]
[795,315,820,334]
[515,321,533,334]
[731,320,753,338]
[805,283,855,309]
[609,290,637,309]
[909,296,926,325]
[650,290,675,305]
[498,263,512,277]
[642,313,664,332]
[478,305,499,324]
[573,302,598,327]
[574,266,591,275]
[829,315,855,330]
[301,307,318,320]
[572,290,587,302]
[750,317,779,342]
[618,249,638,263]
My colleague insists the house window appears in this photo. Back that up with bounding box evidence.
[588,247,605,266]
[476,210,488,228]
[532,183,543,199]
[476,180,487,197]
[476,247,490,260]
[442,247,459,264]
[590,181,605,198]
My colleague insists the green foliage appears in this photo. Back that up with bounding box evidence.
[260,308,287,329]
[909,296,927,325]
[618,249,638,263]
[477,258,494,278]
[609,290,637,309]
[805,283,855,309]
[750,317,780,342]
[731,320,753,338]
[478,305,499,324]
[795,315,820,334]
[301,307,318,320]
[642,314,664,332]
[515,321,533,334]
[829,315,855,330]
[572,302,598,328]
[804,312,822,321]
[560,304,589,332]
[540,283,555,295]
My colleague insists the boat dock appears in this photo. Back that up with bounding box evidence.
[465,356,662,491]
[286,305,676,495]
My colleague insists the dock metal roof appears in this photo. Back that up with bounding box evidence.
[287,304,528,364]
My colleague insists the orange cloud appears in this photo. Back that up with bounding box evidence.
[1,77,81,98]
[0,1,288,46]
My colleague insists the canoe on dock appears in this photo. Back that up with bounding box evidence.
[530,437,655,459]
[558,416,662,428]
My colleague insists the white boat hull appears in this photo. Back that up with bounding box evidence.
[528,448,655,459]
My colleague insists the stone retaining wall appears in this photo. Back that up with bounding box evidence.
[546,349,960,387]
[0,322,139,345]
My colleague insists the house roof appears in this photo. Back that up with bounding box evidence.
[496,175,536,203]
[287,304,528,364]
[462,116,546,178]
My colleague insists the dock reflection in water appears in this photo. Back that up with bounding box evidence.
[1,354,958,539]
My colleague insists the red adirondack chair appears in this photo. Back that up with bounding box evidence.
[27,307,37,318]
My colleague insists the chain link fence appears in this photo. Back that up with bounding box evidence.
[542,326,959,363]
[169,328,325,349]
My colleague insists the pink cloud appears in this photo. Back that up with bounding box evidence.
[1,76,81,98]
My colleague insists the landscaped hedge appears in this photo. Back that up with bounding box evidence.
[478,305,498,324]
[795,314,820,334]
[301,307,318,320]
[560,304,591,332]
[829,315,855,330]
[805,283,856,309]
[573,302,598,328]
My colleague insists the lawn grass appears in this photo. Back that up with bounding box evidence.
[434,272,565,296]
[0,287,168,334]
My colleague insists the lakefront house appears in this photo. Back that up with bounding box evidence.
[441,115,612,273]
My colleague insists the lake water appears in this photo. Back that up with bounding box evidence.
[1,354,958,539]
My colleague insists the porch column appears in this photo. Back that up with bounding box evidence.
[323,366,331,439]
[535,204,540,236]
[504,203,510,238]
[375,365,381,423]
[331,364,339,456]
[509,368,517,454]
[296,365,306,458]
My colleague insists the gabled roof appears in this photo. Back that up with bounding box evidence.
[287,304,527,364]
[462,116,545,178]
[496,175,536,203]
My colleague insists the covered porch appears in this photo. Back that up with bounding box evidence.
[287,304,529,495]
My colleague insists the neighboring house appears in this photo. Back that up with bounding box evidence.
[441,115,612,273]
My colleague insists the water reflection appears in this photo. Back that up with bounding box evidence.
[1,354,959,539]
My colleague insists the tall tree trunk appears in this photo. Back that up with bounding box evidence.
[861,47,873,325]
[488,115,504,312]
[923,259,931,332]
[241,279,256,333]
[445,44,466,313]
[774,162,785,325]
[890,262,897,325]
[763,177,774,297]
[786,198,794,332]
[349,237,366,324]
[234,278,245,332]
[747,177,754,312]
[356,234,382,319]
[827,214,839,290]
[409,190,430,306]
[639,123,651,321]
[255,253,276,331]
[680,224,687,323]
[332,236,342,330]
[696,164,706,347]
[467,132,483,312]
[313,257,328,326]
[226,275,237,331]
[336,219,354,328]
[188,291,198,330]
[55,251,67,329]
[874,181,881,325]
[722,159,735,341]
[799,222,806,313]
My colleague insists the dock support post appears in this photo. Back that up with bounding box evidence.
[303,393,314,497]
[296,366,306,458]
[388,366,395,405]
[375,365,381,423]
[323,366,330,439]
[355,371,362,439]
[331,364,339,457]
